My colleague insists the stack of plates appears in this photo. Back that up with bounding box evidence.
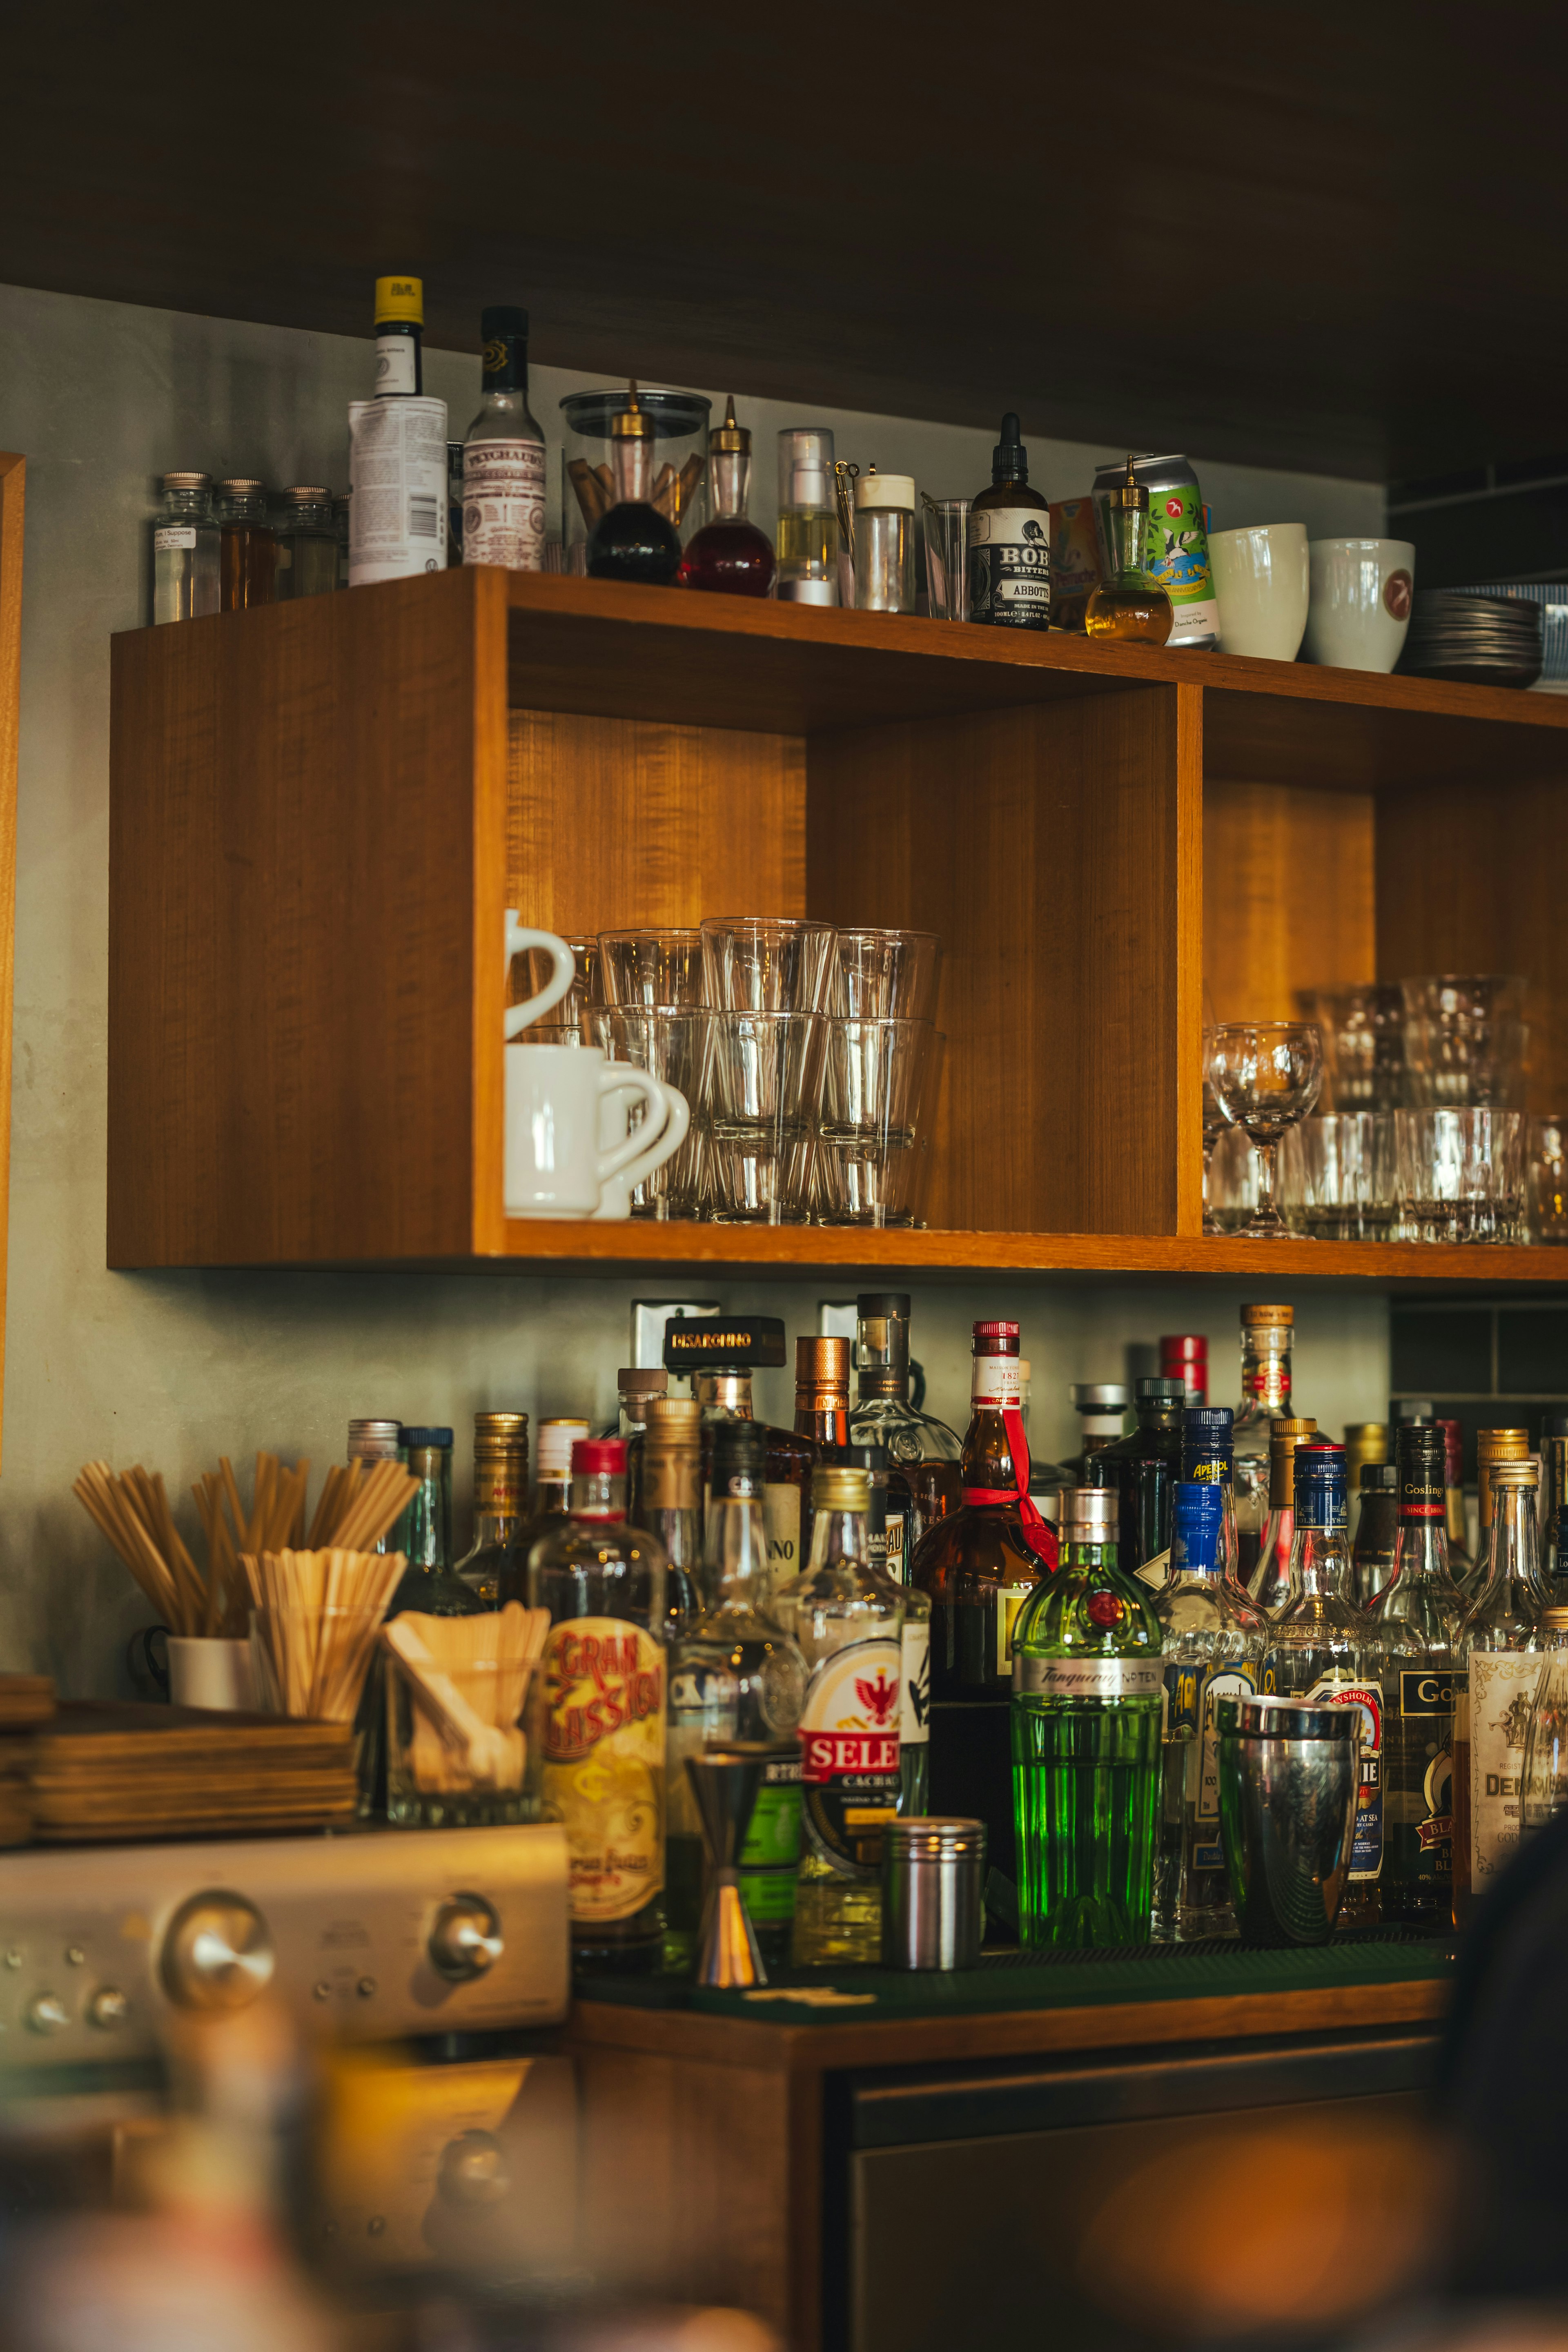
[29,1701,358,1844]
[1399,590,1544,687]
[1454,582,1568,690]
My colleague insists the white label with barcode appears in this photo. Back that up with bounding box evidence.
[348,397,448,584]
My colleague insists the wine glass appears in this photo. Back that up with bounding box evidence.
[1201,1027,1235,1234]
[1207,1023,1324,1238]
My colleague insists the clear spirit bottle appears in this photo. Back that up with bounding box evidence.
[1375,1422,1465,1928]
[454,1412,529,1607]
[1456,1459,1544,1926]
[1095,1376,1186,1588]
[1248,1417,1319,1618]
[836,1439,930,1818]
[847,1290,962,1577]
[1232,1305,1296,1586]
[1462,1427,1532,1608]
[1010,1487,1163,1946]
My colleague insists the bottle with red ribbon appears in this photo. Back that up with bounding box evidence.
[909,1319,1055,1890]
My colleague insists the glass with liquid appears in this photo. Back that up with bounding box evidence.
[776,426,839,605]
[218,477,276,610]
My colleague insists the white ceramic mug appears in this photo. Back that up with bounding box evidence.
[1211,523,1310,661]
[169,1635,255,1712]
[506,1043,687,1216]
[504,912,576,1038]
[1303,539,1415,673]
[595,1072,692,1218]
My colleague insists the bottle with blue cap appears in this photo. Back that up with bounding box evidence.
[1180,1406,1245,1599]
[1152,1480,1264,1941]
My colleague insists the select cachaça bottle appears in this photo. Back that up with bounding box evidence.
[909,1319,1054,1882]
[773,1464,904,1965]
[454,1412,529,1607]
[662,1314,817,1586]
[1232,1304,1296,1587]
[967,412,1051,631]
[1375,1421,1466,1929]
[1010,1486,1163,1947]
[1096,1374,1186,1590]
[1248,1417,1319,1619]
[461,305,547,571]
[846,1290,962,1575]
[528,1436,668,1971]
[1153,1479,1264,1941]
[1455,1457,1545,1927]
[793,1335,850,1564]
[838,1437,932,1820]
[663,1421,806,1973]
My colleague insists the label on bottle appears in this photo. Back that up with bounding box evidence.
[886,1511,906,1581]
[664,1661,741,1838]
[967,507,1052,629]
[1305,1675,1384,1880]
[154,526,197,550]
[1195,1666,1258,1860]
[1470,1650,1540,1890]
[376,334,418,395]
[971,1358,1022,1408]
[1013,1657,1161,1698]
[764,1480,802,1578]
[901,1616,931,1748]
[1135,1547,1172,1591]
[1390,1666,1459,1883]
[540,1617,666,1922]
[348,396,448,584]
[797,1639,902,1878]
[1163,1660,1202,1741]
[463,437,546,570]
[739,1755,804,1921]
[996,1585,1033,1675]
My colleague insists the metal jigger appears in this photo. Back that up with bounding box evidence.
[687,1742,774,1989]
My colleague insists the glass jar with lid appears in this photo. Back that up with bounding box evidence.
[150,472,220,624]
[275,487,339,601]
[852,468,918,614]
[559,387,710,574]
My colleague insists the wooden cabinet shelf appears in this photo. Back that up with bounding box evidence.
[108,570,1568,1279]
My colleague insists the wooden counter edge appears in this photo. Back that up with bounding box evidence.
[566,1975,1451,2074]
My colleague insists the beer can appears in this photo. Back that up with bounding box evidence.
[348,396,449,586]
[1048,497,1102,633]
[1091,453,1217,647]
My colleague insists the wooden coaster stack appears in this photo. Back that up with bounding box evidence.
[28,1701,357,1843]
[0,1675,56,1846]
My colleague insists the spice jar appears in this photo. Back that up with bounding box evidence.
[852,468,918,614]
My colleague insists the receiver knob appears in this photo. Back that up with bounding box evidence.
[428,1895,503,1980]
[26,1993,69,2035]
[160,1892,275,2011]
[437,2128,510,2206]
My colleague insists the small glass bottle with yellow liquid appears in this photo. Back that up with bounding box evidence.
[1085,456,1174,646]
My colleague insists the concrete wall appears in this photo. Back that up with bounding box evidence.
[0,279,1390,1691]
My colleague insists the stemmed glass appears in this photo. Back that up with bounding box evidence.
[1207,1023,1324,1238]
[1201,1027,1234,1234]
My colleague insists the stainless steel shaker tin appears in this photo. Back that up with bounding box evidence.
[881,1816,987,1971]
[1218,1694,1362,1742]
[1216,1697,1362,1944]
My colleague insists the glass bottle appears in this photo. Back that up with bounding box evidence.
[793,1336,850,1563]
[1181,1406,1241,1593]
[1018,1358,1074,1534]
[1519,1606,1568,1835]
[664,1316,816,1587]
[775,426,838,606]
[1343,1420,1389,1543]
[448,439,466,563]
[387,1426,486,1619]
[1153,1479,1265,1942]
[1248,1417,1319,1618]
[909,1320,1054,1884]
[528,1437,668,1969]
[1160,1334,1208,1407]
[1463,1427,1531,1608]
[462,305,547,571]
[217,479,276,611]
[586,382,682,585]
[275,488,339,600]
[1084,455,1174,645]
[374,274,424,396]
[1065,1383,1129,1483]
[637,1396,705,1637]
[846,1290,962,1578]
[1375,1422,1466,1928]
[966,411,1051,630]
[1095,1374,1186,1589]
[499,1416,589,1604]
[151,472,220,624]
[849,467,919,613]
[1456,1459,1544,1926]
[613,1364,668,1521]
[1232,1305,1295,1586]
[1541,1418,1568,1580]
[773,1465,904,1966]
[679,397,775,598]
[454,1411,529,1607]
[1010,1486,1163,1947]
[1352,1461,1401,1610]
[1262,1441,1383,1922]
[841,1437,931,1818]
[347,1417,407,1554]
[664,1421,807,1973]
[1437,1417,1474,1584]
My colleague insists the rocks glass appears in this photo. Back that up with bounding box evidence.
[699,917,837,1013]
[1393,1107,1526,1243]
[1291,1113,1398,1241]
[706,1009,824,1223]
[817,1016,938,1226]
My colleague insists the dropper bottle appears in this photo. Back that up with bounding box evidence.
[679,398,776,598]
[586,381,683,585]
[1085,456,1174,644]
[967,411,1051,630]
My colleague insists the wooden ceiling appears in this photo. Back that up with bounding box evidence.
[6,0,1562,483]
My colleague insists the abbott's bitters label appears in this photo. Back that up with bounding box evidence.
[462,437,546,569]
[541,1617,665,1922]
[967,506,1051,629]
[1470,1651,1540,1889]
[1013,1657,1161,1698]
[798,1640,901,1878]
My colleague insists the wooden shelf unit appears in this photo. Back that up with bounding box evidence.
[107,569,1568,1278]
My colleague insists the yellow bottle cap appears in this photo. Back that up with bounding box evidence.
[374,276,423,326]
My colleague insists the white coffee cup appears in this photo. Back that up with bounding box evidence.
[595,1074,692,1219]
[169,1635,255,1712]
[1303,539,1415,673]
[504,913,576,1038]
[1211,523,1309,661]
[506,1043,687,1216]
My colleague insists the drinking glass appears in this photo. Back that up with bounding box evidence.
[1292,1113,1399,1241]
[1206,1024,1324,1236]
[249,1606,385,1724]
[1393,1107,1526,1243]
[597,928,706,1010]
[1296,984,1406,1111]
[699,918,837,1013]
[705,1010,825,1223]
[1399,974,1528,1108]
[510,934,601,1038]
[817,1016,935,1226]
[596,1008,712,1219]
[830,928,942,1021]
[921,497,971,622]
[1201,1028,1234,1234]
[1529,1116,1568,1244]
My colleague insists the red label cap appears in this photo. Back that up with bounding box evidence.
[572,1437,627,1474]
[973,1320,1019,1339]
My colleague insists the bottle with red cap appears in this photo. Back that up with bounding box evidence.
[526,1436,669,1971]
[1160,1334,1207,1408]
[909,1319,1055,1886]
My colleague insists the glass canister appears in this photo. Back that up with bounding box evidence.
[559,387,710,574]
[275,487,339,600]
[150,471,220,625]
[852,468,918,614]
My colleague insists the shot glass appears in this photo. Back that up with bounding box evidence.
[829,927,942,1022]
[1393,1107,1526,1243]
[922,497,971,622]
[596,1007,713,1219]
[700,918,837,1014]
[596,927,706,1010]
[1292,1113,1399,1241]
[705,1010,825,1224]
[817,1016,938,1226]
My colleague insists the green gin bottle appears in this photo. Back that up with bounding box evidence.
[1010,1486,1163,1947]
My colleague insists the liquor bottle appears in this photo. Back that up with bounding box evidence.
[1160,1334,1208,1406]
[498,1416,589,1604]
[1463,1428,1530,1607]
[909,1321,1054,1882]
[447,439,466,562]
[374,275,424,396]
[529,1437,668,1969]
[454,1412,530,1606]
[840,1438,931,1817]
[1152,1479,1264,1941]
[1262,1442,1383,1922]
[388,1427,486,1619]
[461,306,547,571]
[967,412,1051,630]
[1375,1423,1466,1928]
[1018,1359,1074,1532]
[664,1422,807,1972]
[773,1464,904,1965]
[1343,1420,1389,1543]
[1352,1462,1400,1610]
[613,1363,668,1521]
[217,479,276,611]
[586,383,682,585]
[1181,1406,1240,1589]
[1232,1305,1296,1586]
[794,1336,850,1561]
[1248,1417,1319,1618]
[1084,456,1173,644]
[1541,1417,1568,1579]
[1456,1459,1544,1926]
[275,488,339,600]
[1066,1383,1129,1482]
[635,1396,704,1635]
[347,1418,408,1554]
[151,471,220,624]
[679,398,775,597]
[662,1315,816,1585]
[1096,1375,1186,1589]
[775,426,839,605]
[1437,1418,1474,1583]
[847,1290,962,1575]
[1010,1486,1163,1947]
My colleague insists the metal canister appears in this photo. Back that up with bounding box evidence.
[881,1816,986,1969]
[1091,453,1217,647]
[1216,1695,1361,1944]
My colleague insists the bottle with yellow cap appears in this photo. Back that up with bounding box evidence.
[374,276,424,398]
[678,396,775,599]
[1084,454,1174,645]
[586,381,683,586]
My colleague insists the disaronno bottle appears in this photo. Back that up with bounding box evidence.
[967,412,1051,630]
[461,305,546,570]
[528,1437,668,1969]
[1456,1458,1544,1927]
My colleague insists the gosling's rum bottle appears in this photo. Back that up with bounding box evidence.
[967,412,1051,630]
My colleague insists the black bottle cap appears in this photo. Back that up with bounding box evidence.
[992,411,1027,482]
[1396,1420,1445,1472]
[857,1292,911,1318]
[1135,1376,1187,1404]
[711,1419,767,1493]
[1360,1460,1399,1492]
[664,1314,786,1372]
[481,305,528,340]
